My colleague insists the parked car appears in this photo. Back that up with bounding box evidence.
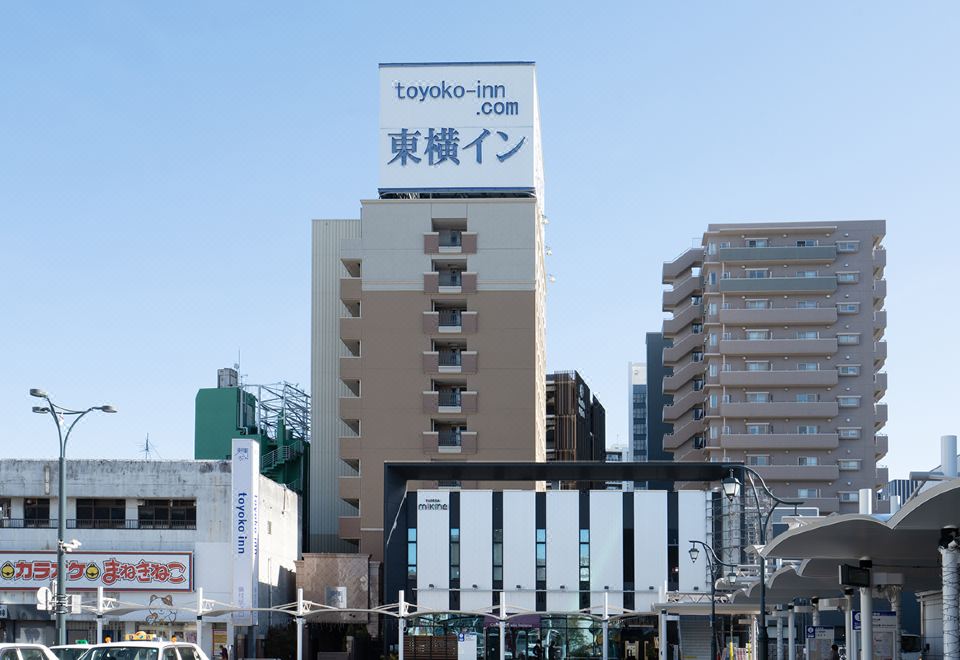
[0,644,60,660]
[49,645,95,660]
[80,643,208,660]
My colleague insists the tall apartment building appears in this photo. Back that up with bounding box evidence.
[627,362,648,463]
[546,370,605,463]
[660,220,888,513]
[312,200,547,559]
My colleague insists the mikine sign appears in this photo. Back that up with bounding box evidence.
[378,62,543,197]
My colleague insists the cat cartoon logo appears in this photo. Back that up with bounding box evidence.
[85,563,101,580]
[0,562,14,580]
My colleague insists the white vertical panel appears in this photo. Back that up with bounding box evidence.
[417,490,450,611]
[677,490,708,593]
[460,491,493,612]
[634,490,668,613]
[503,491,536,612]
[546,492,579,612]
[590,491,623,613]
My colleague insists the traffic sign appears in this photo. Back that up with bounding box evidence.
[36,587,53,611]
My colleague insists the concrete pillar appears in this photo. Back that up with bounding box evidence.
[812,600,820,626]
[659,610,668,660]
[942,436,958,478]
[788,606,796,660]
[860,585,873,660]
[886,586,902,660]
[777,610,784,660]
[844,593,854,660]
[398,589,405,660]
[942,543,960,660]
[858,490,873,515]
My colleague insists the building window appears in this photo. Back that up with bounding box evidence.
[837,241,860,253]
[708,272,717,285]
[746,392,770,403]
[797,425,819,434]
[408,528,417,580]
[746,424,770,435]
[579,529,590,609]
[838,428,862,439]
[796,330,819,340]
[797,488,821,498]
[137,500,197,529]
[692,323,703,334]
[838,460,862,471]
[0,498,10,526]
[797,362,819,371]
[796,300,819,309]
[838,396,861,408]
[837,272,860,284]
[746,269,769,279]
[746,330,770,341]
[450,528,461,580]
[796,239,819,247]
[837,303,860,314]
[708,243,717,255]
[745,299,770,310]
[493,529,504,581]
[719,242,731,249]
[838,365,861,376]
[839,491,860,502]
[692,351,704,363]
[795,393,819,403]
[709,426,719,440]
[708,364,718,377]
[745,239,768,248]
[798,456,819,466]
[693,407,704,420]
[798,270,819,278]
[747,455,770,466]
[75,498,126,529]
[24,498,50,528]
[693,378,704,391]
[691,295,702,306]
[721,363,734,372]
[707,303,718,317]
[708,333,717,347]
[746,361,770,372]
[536,528,546,582]
[837,333,860,345]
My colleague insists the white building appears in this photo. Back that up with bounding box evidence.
[0,456,299,658]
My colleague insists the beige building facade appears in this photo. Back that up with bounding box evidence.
[312,198,547,559]
[661,220,888,513]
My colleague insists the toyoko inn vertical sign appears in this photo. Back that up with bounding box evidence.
[231,438,260,626]
[378,62,544,200]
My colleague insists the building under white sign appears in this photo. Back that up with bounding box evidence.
[0,454,298,658]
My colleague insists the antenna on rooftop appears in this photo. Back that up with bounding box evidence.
[140,433,162,460]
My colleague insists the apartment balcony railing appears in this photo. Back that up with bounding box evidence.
[719,338,838,356]
[875,403,888,427]
[719,369,838,387]
[662,360,705,392]
[662,275,703,309]
[0,519,57,529]
[875,341,887,367]
[717,245,837,263]
[874,247,886,272]
[718,433,839,450]
[65,519,198,530]
[439,351,463,367]
[423,231,478,254]
[718,276,837,295]
[874,372,888,397]
[874,279,887,302]
[875,434,889,459]
[438,430,463,447]
[718,307,837,325]
[338,476,361,505]
[719,401,840,418]
[339,276,361,302]
[752,464,840,481]
[438,271,463,287]
[663,302,702,337]
[662,247,704,283]
[339,355,361,381]
[339,435,362,470]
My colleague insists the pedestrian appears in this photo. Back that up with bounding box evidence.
[830,644,841,660]
[220,646,228,660]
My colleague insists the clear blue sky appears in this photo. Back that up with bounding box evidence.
[3,2,958,480]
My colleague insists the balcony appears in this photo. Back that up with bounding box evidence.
[719,369,838,388]
[422,351,477,374]
[875,403,888,428]
[338,395,361,421]
[340,277,361,302]
[876,466,890,487]
[719,401,839,418]
[874,310,887,339]
[875,434,889,460]
[663,388,705,421]
[663,332,704,364]
[874,248,886,273]
[423,430,478,455]
[338,435,362,470]
[339,516,361,541]
[339,316,361,342]
[0,519,57,529]
[423,310,477,334]
[753,464,840,481]
[423,230,478,255]
[718,307,837,326]
[792,497,839,514]
[338,476,361,506]
[663,419,706,450]
[662,247,704,283]
[719,276,837,295]
[339,356,361,381]
[874,341,887,368]
[718,433,839,450]
[422,390,478,414]
[719,338,838,356]
[874,279,887,303]
[663,302,703,337]
[874,372,887,398]
[663,360,705,392]
[663,275,702,309]
[718,245,837,264]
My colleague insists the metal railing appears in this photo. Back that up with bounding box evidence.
[438,430,462,447]
[438,309,463,326]
[0,518,57,529]
[438,230,462,247]
[65,519,197,530]
[438,391,462,406]
[437,271,462,286]
[438,351,462,366]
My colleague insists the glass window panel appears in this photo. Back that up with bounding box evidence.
[579,530,589,543]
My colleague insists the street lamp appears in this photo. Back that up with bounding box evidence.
[721,467,802,660]
[689,539,743,660]
[31,389,116,645]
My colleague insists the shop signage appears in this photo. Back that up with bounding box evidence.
[379,62,543,199]
[0,551,192,591]
[231,438,260,626]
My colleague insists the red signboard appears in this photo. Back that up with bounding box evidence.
[0,551,193,591]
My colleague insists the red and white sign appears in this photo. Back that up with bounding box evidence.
[0,551,192,591]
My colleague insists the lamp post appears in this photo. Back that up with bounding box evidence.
[720,467,802,660]
[31,388,116,645]
[689,539,741,660]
